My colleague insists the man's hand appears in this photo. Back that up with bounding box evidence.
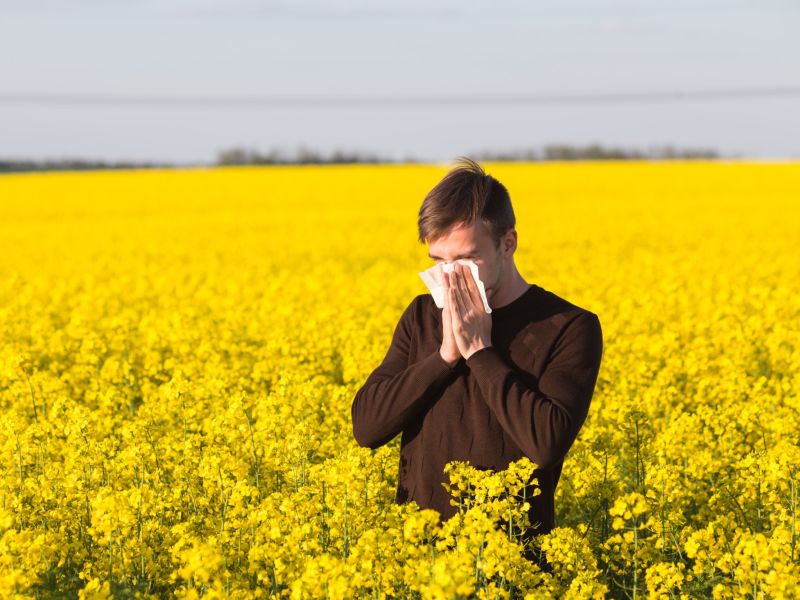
[439,269,462,367]
[445,263,492,360]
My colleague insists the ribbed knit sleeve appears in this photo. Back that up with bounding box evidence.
[465,311,603,470]
[352,297,457,449]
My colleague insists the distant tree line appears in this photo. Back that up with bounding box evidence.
[217,143,720,165]
[472,143,721,161]
[216,145,400,165]
[0,158,175,173]
[0,143,724,173]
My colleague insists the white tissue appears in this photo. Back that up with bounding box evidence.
[418,258,492,314]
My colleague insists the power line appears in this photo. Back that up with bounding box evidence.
[0,86,799,108]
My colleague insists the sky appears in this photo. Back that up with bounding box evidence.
[1,0,799,163]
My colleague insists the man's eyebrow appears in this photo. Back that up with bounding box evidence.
[428,250,477,259]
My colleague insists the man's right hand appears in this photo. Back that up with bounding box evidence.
[439,270,461,368]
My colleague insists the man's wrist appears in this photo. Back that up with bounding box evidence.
[464,344,493,361]
[439,349,460,368]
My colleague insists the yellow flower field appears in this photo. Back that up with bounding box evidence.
[0,160,798,598]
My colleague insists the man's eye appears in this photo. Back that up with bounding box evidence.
[433,257,474,262]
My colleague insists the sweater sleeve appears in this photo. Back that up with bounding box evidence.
[465,310,603,470]
[351,296,458,449]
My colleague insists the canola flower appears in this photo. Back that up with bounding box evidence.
[0,161,798,598]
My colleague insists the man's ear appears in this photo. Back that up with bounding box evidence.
[502,229,518,256]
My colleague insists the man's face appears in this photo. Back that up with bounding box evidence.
[426,221,509,298]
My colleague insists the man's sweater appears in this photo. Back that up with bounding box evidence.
[351,283,603,536]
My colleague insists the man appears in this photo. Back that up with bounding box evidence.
[351,157,603,565]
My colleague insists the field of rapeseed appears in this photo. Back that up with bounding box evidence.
[0,160,798,598]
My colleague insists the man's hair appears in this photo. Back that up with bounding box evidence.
[417,156,515,250]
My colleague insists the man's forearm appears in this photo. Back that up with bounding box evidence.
[351,350,457,449]
[464,312,603,470]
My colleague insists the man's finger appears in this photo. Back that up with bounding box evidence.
[460,265,477,300]
[462,265,477,293]
[448,288,457,322]
[452,279,466,318]
[457,264,478,303]
[456,264,468,293]
[455,266,476,312]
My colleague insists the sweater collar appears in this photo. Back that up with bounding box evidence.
[489,283,538,317]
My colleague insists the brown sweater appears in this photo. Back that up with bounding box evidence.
[351,283,603,537]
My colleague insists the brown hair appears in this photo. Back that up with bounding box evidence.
[417,156,515,250]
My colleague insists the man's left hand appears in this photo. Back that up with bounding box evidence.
[445,263,493,360]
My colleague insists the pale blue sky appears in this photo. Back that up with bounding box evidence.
[1,0,798,163]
